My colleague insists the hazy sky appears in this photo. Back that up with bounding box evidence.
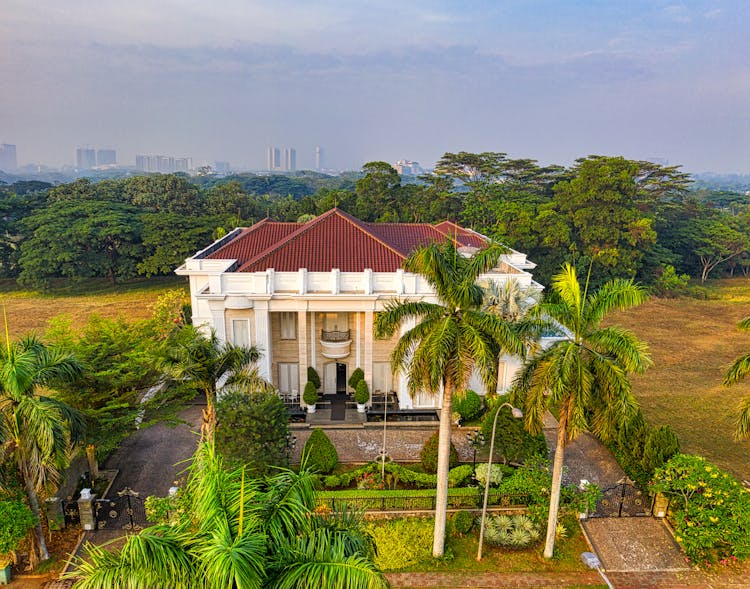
[1,1,748,173]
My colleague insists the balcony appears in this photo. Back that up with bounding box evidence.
[320,329,351,359]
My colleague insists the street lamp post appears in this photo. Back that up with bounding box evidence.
[476,401,523,561]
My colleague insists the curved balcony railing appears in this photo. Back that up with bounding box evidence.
[321,329,351,342]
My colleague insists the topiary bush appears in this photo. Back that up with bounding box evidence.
[642,425,680,474]
[302,428,339,474]
[354,379,370,404]
[420,431,459,474]
[303,380,318,406]
[307,366,321,390]
[484,514,540,549]
[454,390,483,421]
[348,367,364,390]
[451,510,475,535]
[365,518,434,570]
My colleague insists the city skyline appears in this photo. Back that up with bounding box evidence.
[1,1,749,174]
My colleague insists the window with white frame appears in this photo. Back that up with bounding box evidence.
[278,363,299,394]
[280,312,297,340]
[231,319,250,348]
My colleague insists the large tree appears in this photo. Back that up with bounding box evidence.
[511,264,651,558]
[68,442,387,589]
[374,241,528,557]
[723,316,750,440]
[0,335,83,564]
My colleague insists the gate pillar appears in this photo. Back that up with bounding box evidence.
[78,488,97,531]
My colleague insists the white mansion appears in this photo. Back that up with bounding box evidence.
[176,208,542,410]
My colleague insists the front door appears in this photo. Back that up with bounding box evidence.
[336,362,347,395]
[324,363,337,395]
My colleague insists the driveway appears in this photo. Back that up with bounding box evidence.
[101,402,203,498]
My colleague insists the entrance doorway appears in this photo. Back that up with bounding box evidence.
[324,362,348,395]
[336,362,347,395]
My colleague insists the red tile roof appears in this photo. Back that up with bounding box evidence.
[203,209,489,273]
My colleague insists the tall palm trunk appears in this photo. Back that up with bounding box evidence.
[19,456,49,564]
[432,379,454,557]
[544,402,568,558]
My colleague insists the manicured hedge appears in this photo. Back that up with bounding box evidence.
[322,462,473,489]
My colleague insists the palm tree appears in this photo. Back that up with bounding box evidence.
[374,240,529,557]
[510,263,651,558]
[723,316,750,439]
[68,442,389,589]
[0,334,83,565]
[481,278,541,321]
[159,326,272,442]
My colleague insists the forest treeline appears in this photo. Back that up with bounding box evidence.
[1,152,749,290]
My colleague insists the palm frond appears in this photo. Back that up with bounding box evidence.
[735,395,750,440]
[725,352,750,385]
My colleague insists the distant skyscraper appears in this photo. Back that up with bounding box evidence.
[0,144,17,171]
[267,146,295,171]
[214,161,231,174]
[315,146,323,171]
[76,146,96,170]
[393,159,424,176]
[96,148,116,166]
[283,148,296,172]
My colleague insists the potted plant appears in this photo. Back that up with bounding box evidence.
[0,499,36,584]
[303,381,318,414]
[354,379,369,413]
[348,367,364,393]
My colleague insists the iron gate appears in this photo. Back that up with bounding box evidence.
[591,481,652,518]
[94,487,148,531]
[61,499,80,527]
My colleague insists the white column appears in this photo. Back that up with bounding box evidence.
[331,268,340,294]
[297,310,308,395]
[364,310,374,391]
[254,301,272,381]
[207,299,227,342]
[310,312,317,370]
[354,311,362,368]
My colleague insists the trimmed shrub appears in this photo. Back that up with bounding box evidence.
[0,498,36,556]
[454,390,483,421]
[302,428,338,474]
[475,463,504,487]
[307,366,321,390]
[484,514,540,548]
[451,510,475,535]
[303,380,318,406]
[420,431,459,474]
[365,518,434,570]
[322,462,475,490]
[354,379,370,404]
[348,367,365,390]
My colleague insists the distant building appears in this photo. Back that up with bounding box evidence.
[136,154,191,174]
[393,159,423,176]
[96,148,117,166]
[267,146,296,172]
[315,146,323,171]
[0,144,17,171]
[76,147,96,170]
[214,161,231,174]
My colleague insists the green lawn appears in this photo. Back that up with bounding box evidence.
[607,278,750,481]
[0,276,187,338]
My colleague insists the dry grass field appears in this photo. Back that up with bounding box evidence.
[608,278,750,482]
[0,276,187,339]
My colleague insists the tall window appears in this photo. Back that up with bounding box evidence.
[280,312,297,340]
[373,362,393,392]
[278,363,299,394]
[323,312,348,332]
[231,319,250,347]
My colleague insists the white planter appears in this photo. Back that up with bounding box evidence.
[307,405,316,414]
[356,403,367,413]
